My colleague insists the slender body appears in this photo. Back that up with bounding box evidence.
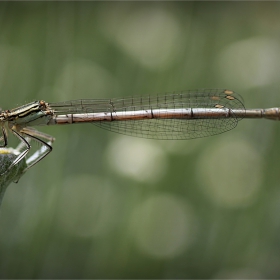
[0,89,279,174]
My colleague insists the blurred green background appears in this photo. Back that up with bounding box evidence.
[1,1,280,278]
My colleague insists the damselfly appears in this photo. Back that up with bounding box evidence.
[0,89,279,175]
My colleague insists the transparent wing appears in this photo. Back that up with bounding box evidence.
[95,117,238,140]
[49,89,245,140]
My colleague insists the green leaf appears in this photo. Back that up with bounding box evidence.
[0,152,27,208]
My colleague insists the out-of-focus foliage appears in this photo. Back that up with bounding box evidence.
[1,2,280,278]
